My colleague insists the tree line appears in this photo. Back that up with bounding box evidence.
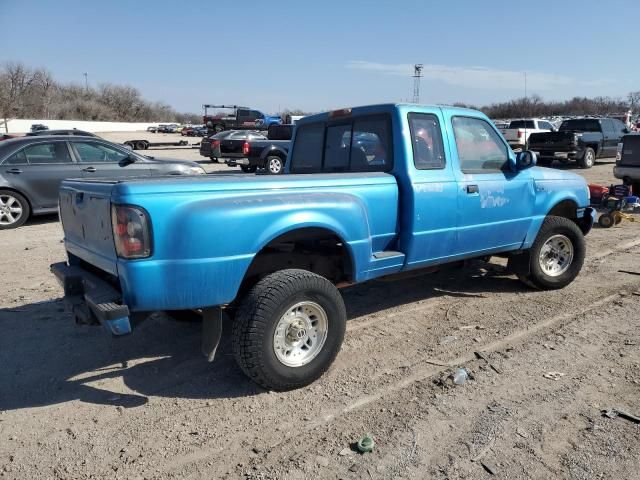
[0,62,201,126]
[452,91,640,119]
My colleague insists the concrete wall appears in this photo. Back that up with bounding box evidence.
[2,119,170,134]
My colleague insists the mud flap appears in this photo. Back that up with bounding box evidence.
[507,250,531,276]
[202,307,223,362]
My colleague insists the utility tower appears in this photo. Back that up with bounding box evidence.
[412,64,423,103]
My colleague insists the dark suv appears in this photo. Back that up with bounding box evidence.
[0,136,205,229]
[614,134,640,193]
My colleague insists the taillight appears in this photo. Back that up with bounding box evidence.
[212,140,220,148]
[111,205,152,259]
[242,141,250,156]
[517,131,523,138]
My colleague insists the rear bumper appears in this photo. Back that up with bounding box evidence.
[613,165,639,181]
[223,156,250,166]
[51,262,131,336]
[533,147,582,159]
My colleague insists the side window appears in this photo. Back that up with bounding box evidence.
[613,119,627,133]
[452,116,509,173]
[324,124,351,171]
[539,121,552,130]
[74,142,129,163]
[408,113,446,169]
[3,149,28,165]
[250,110,264,119]
[601,119,615,134]
[290,123,324,172]
[237,109,249,119]
[22,142,72,164]
[350,116,392,172]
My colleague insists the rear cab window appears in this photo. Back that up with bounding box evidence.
[559,119,601,132]
[509,120,535,129]
[290,114,393,173]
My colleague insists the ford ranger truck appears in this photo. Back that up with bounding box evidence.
[52,104,595,391]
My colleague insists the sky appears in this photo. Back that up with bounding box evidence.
[1,0,639,115]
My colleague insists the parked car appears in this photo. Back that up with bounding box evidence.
[0,136,205,229]
[502,119,555,149]
[613,134,640,193]
[203,105,282,134]
[528,118,630,168]
[220,125,293,174]
[147,126,158,133]
[51,103,594,391]
[29,124,48,132]
[26,129,97,137]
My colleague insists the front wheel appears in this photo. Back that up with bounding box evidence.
[266,155,284,174]
[518,216,585,290]
[240,165,257,173]
[578,147,595,169]
[232,269,347,390]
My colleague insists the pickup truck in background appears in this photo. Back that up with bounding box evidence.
[528,118,631,168]
[221,124,293,174]
[614,134,640,192]
[502,119,555,149]
[203,104,282,134]
[51,103,594,391]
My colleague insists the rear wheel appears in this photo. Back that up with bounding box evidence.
[209,156,219,163]
[135,141,147,150]
[232,269,346,390]
[240,165,257,173]
[0,190,30,230]
[266,155,284,174]
[578,147,595,169]
[518,216,585,289]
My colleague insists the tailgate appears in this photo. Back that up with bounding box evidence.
[503,129,521,141]
[529,131,574,150]
[220,139,244,156]
[59,180,119,276]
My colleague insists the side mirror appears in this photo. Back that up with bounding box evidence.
[516,150,537,170]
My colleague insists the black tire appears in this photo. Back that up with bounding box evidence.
[135,141,147,150]
[265,155,284,174]
[240,165,257,173]
[518,216,586,290]
[598,213,615,228]
[232,269,347,391]
[209,156,219,163]
[0,189,30,230]
[577,147,595,169]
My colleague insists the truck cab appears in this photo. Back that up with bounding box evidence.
[52,103,594,391]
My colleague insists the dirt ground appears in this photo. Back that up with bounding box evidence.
[0,140,639,480]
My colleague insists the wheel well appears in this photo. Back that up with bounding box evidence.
[547,199,590,234]
[547,200,578,219]
[0,187,33,213]
[241,228,353,292]
[584,143,598,154]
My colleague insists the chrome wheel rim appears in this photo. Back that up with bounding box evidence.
[585,151,594,165]
[539,234,573,277]
[268,157,282,174]
[273,301,328,367]
[0,194,23,225]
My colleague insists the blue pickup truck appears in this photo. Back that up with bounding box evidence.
[52,104,594,390]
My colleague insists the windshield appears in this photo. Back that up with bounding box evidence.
[559,119,601,132]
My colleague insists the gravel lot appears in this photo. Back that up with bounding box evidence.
[1,135,639,479]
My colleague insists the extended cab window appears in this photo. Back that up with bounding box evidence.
[452,116,509,173]
[559,119,600,132]
[408,113,445,169]
[509,120,535,129]
[290,115,392,173]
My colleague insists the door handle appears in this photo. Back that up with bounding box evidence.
[6,168,22,174]
[82,167,97,173]
[466,184,479,194]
